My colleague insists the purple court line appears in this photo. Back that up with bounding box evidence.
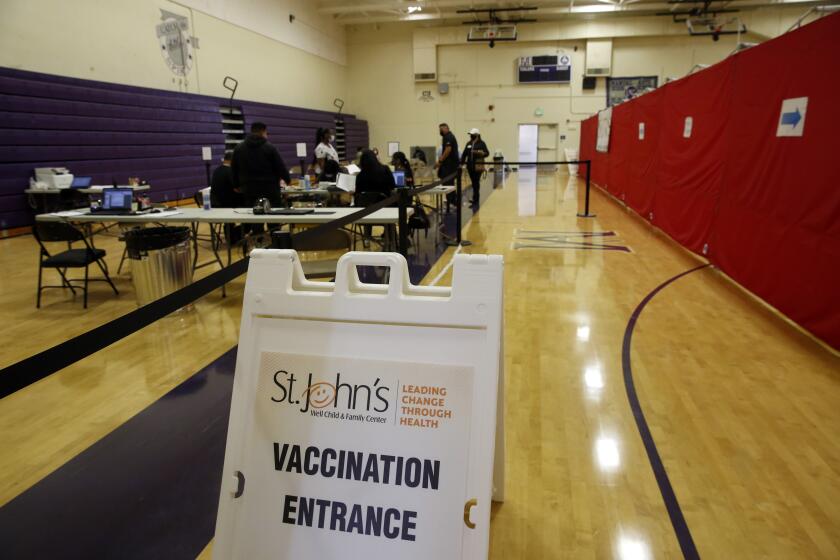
[514,243,631,252]
[622,264,710,560]
[516,230,617,237]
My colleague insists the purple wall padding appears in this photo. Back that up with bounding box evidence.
[0,67,369,229]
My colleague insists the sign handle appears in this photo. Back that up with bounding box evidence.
[334,252,409,298]
[463,499,477,529]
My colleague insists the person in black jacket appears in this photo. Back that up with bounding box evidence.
[355,149,395,199]
[210,151,244,243]
[231,122,291,207]
[355,149,396,245]
[210,151,243,208]
[461,128,489,206]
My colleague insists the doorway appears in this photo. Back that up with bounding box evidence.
[518,124,538,167]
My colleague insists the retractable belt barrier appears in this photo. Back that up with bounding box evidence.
[489,160,594,218]
[0,169,461,399]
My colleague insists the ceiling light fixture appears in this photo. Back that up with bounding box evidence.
[407,6,422,14]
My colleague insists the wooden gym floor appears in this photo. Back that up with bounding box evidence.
[0,171,838,559]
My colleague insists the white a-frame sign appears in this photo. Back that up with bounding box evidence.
[214,250,505,559]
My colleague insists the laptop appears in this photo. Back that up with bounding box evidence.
[70,176,92,188]
[393,170,406,187]
[91,188,134,214]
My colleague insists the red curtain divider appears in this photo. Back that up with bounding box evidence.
[577,12,840,349]
[655,59,733,254]
[625,88,664,220]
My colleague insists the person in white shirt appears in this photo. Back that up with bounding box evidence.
[313,127,340,180]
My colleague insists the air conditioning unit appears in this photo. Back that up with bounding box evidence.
[585,38,612,77]
[468,24,517,43]
[414,72,437,82]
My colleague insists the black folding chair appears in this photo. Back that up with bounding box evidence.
[34,221,119,308]
[352,191,389,249]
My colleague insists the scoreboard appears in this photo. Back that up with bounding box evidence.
[517,55,571,84]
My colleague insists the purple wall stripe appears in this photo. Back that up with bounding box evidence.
[0,66,368,229]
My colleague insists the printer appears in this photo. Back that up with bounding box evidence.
[33,167,74,189]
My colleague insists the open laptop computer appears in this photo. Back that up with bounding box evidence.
[70,176,92,189]
[90,188,134,214]
[392,170,406,187]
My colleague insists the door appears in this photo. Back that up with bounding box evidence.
[537,123,558,164]
[518,124,538,168]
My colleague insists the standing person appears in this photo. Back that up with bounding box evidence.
[461,128,489,206]
[231,122,290,208]
[435,123,459,204]
[313,127,340,182]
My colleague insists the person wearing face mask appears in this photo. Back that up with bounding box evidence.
[231,122,290,208]
[461,128,489,206]
[313,127,340,182]
[435,123,459,182]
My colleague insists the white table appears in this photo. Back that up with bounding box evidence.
[420,185,455,215]
[35,206,404,225]
[36,206,410,281]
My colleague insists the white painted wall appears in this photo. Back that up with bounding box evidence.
[175,0,347,65]
[346,7,806,160]
[0,0,347,112]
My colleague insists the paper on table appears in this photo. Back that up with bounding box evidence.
[336,173,356,192]
[345,163,361,175]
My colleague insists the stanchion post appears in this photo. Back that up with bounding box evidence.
[446,167,472,246]
[455,169,463,245]
[397,187,410,257]
[577,160,596,219]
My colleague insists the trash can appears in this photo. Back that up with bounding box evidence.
[564,148,579,176]
[493,152,505,188]
[124,226,193,306]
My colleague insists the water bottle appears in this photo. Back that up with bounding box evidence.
[202,189,211,210]
[303,175,311,190]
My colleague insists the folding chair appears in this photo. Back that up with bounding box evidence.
[34,221,119,308]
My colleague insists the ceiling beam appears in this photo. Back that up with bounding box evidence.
[330,0,832,24]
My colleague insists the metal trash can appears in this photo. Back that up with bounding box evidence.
[493,152,505,188]
[124,226,193,306]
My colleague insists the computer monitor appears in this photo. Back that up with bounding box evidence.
[392,171,406,187]
[102,188,133,211]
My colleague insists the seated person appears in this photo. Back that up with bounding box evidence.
[355,149,396,200]
[210,151,244,207]
[355,149,397,244]
[210,150,245,243]
[390,151,415,187]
